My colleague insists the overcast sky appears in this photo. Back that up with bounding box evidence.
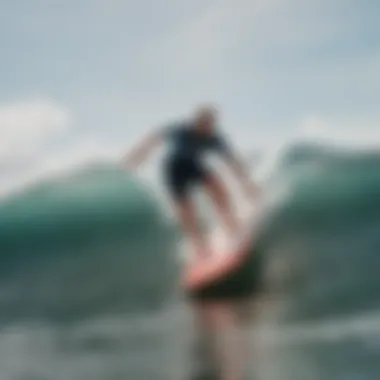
[0,0,379,193]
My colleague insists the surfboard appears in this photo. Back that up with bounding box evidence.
[181,201,260,290]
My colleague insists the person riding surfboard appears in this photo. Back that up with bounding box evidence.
[122,104,260,257]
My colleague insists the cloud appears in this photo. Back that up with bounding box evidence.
[297,116,380,148]
[139,0,274,74]
[0,98,72,161]
[139,0,350,77]
[0,136,123,198]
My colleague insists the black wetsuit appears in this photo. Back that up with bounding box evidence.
[163,122,231,200]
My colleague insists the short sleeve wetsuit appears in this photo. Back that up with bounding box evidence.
[162,121,231,200]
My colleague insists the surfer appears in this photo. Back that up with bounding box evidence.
[123,105,259,256]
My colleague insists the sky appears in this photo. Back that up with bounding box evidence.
[0,0,379,194]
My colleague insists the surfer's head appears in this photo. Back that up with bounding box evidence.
[193,104,218,133]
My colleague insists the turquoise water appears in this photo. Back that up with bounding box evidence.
[0,165,178,324]
[0,143,379,379]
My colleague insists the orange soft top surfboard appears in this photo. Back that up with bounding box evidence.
[181,203,258,290]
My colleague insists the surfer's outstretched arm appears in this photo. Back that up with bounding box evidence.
[122,130,164,169]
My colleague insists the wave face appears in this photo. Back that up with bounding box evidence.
[0,165,178,324]
[259,142,380,323]
[1,143,379,326]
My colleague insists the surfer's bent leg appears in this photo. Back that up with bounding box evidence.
[165,159,208,256]
[204,173,240,237]
[175,198,208,255]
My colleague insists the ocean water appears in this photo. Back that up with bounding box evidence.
[0,142,379,380]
